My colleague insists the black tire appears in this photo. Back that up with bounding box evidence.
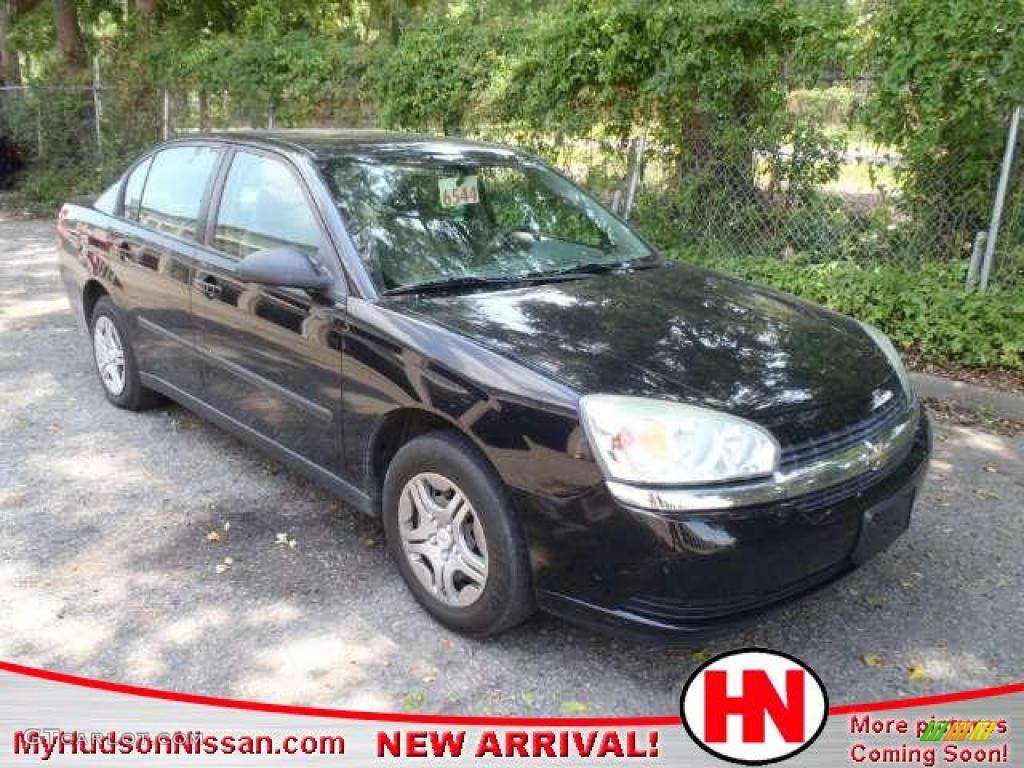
[89,296,161,411]
[382,430,535,637]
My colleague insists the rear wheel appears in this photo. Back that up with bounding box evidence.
[382,431,534,636]
[89,297,161,410]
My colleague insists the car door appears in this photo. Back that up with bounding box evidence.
[190,147,347,475]
[114,144,222,395]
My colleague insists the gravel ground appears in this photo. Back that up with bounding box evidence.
[1,215,1021,716]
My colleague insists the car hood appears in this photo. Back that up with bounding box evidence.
[395,263,901,446]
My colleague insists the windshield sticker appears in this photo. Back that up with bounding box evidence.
[439,175,480,208]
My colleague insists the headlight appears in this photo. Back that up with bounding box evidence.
[579,395,780,485]
[859,322,913,399]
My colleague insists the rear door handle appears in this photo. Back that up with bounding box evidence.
[192,276,223,298]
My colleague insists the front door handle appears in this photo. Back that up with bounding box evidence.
[193,276,223,299]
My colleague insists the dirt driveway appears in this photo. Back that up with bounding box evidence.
[1,215,1021,716]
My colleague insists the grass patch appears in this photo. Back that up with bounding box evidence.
[666,247,1024,373]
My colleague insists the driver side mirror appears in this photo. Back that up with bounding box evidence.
[236,246,332,293]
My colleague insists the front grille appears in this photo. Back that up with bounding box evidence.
[789,412,927,518]
[779,390,908,472]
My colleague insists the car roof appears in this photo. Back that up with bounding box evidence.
[176,129,526,164]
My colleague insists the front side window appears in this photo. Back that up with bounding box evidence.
[138,146,220,240]
[213,152,323,259]
[322,153,655,292]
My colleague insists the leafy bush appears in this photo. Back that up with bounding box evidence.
[369,14,517,133]
[787,86,855,126]
[139,31,368,127]
[665,247,1024,371]
[861,0,1024,246]
[0,138,25,188]
[6,161,119,215]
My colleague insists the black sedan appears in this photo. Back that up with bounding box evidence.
[57,131,930,640]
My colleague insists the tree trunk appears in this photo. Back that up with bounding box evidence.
[677,114,713,180]
[389,11,400,45]
[53,0,86,74]
[198,89,209,131]
[0,1,21,85]
[135,0,158,18]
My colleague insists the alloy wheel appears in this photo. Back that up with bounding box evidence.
[93,315,127,396]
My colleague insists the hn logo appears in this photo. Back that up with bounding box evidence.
[680,648,829,765]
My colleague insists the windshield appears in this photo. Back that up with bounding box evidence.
[321,153,657,293]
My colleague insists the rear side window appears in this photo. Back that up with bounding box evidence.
[138,146,220,240]
[213,151,323,259]
[121,157,152,220]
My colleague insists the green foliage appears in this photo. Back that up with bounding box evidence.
[762,119,845,203]
[495,0,850,144]
[139,31,367,125]
[7,161,118,215]
[667,247,1024,371]
[4,0,1023,374]
[861,0,1024,241]
[369,12,519,133]
[787,86,855,126]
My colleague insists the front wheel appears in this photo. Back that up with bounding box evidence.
[382,431,534,637]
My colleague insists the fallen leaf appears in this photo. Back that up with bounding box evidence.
[521,692,536,707]
[983,465,999,473]
[862,654,884,668]
[365,538,377,547]
[0,492,28,508]
[401,692,425,712]
[974,489,999,500]
[275,533,290,545]
[206,531,222,544]
[907,664,930,682]
[223,556,234,566]
[560,701,588,715]
[865,594,884,610]
[214,563,230,574]
[692,648,712,663]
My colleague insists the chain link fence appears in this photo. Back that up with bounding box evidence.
[474,115,1024,292]
[0,85,102,171]
[2,82,1022,291]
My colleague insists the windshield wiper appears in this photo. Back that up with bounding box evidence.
[536,257,661,278]
[383,258,661,297]
[384,275,537,296]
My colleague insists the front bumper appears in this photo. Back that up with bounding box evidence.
[517,407,931,642]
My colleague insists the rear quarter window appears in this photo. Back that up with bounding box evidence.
[93,180,119,215]
[122,157,153,221]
